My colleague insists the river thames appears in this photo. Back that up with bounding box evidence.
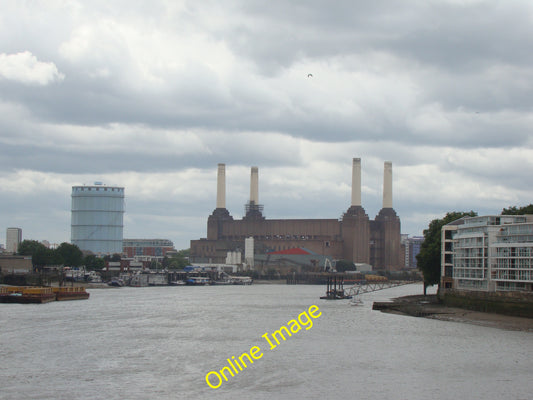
[0,283,531,400]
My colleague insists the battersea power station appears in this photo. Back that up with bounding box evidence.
[190,159,402,271]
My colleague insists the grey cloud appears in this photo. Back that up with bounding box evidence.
[1,0,533,248]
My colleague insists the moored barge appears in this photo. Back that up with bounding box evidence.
[52,286,90,301]
[0,286,56,304]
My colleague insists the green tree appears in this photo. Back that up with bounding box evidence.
[56,242,83,267]
[417,211,477,295]
[166,249,190,269]
[501,204,533,215]
[104,254,122,262]
[84,255,105,270]
[150,259,162,270]
[17,240,55,269]
[17,240,47,256]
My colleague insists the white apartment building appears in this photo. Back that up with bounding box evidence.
[441,215,533,292]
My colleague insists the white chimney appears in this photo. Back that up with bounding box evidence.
[351,158,362,207]
[383,161,393,208]
[216,163,226,209]
[250,166,259,204]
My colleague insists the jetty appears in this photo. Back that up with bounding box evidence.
[320,275,352,300]
[320,273,415,300]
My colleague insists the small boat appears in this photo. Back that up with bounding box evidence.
[169,280,186,286]
[349,296,364,306]
[84,271,103,283]
[229,276,253,285]
[212,280,233,285]
[185,276,210,285]
[108,278,124,287]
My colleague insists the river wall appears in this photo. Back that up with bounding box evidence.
[439,289,533,318]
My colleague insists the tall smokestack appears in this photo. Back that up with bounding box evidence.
[383,161,393,208]
[351,158,362,207]
[250,166,259,205]
[216,163,226,209]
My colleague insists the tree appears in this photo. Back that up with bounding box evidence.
[501,204,533,215]
[17,240,55,270]
[17,240,47,256]
[85,255,105,270]
[110,254,122,262]
[150,259,162,270]
[417,211,477,295]
[56,242,83,267]
[166,249,190,270]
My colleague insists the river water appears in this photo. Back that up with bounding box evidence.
[0,283,531,400]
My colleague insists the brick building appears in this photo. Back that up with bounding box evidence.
[190,159,402,271]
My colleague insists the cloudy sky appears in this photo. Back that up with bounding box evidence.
[1,0,532,250]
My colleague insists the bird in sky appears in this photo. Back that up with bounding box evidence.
[307,73,313,77]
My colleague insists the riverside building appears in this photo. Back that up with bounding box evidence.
[122,239,175,259]
[190,159,402,270]
[441,215,533,292]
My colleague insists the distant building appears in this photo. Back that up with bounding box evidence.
[71,183,125,255]
[6,227,22,254]
[122,239,175,259]
[441,215,533,292]
[190,159,403,271]
[0,255,32,274]
[41,240,58,249]
[402,235,424,268]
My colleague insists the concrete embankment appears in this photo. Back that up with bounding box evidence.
[439,289,533,319]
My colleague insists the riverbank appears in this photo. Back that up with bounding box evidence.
[373,294,533,332]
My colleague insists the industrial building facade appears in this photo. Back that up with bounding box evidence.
[441,215,533,292]
[190,159,402,270]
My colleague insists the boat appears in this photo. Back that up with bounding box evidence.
[129,273,149,287]
[169,280,186,286]
[108,278,124,287]
[147,273,168,286]
[185,276,211,285]
[349,295,364,306]
[229,276,253,285]
[64,268,85,282]
[0,286,56,304]
[84,271,103,283]
[347,287,364,306]
[52,287,90,301]
[212,280,233,285]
